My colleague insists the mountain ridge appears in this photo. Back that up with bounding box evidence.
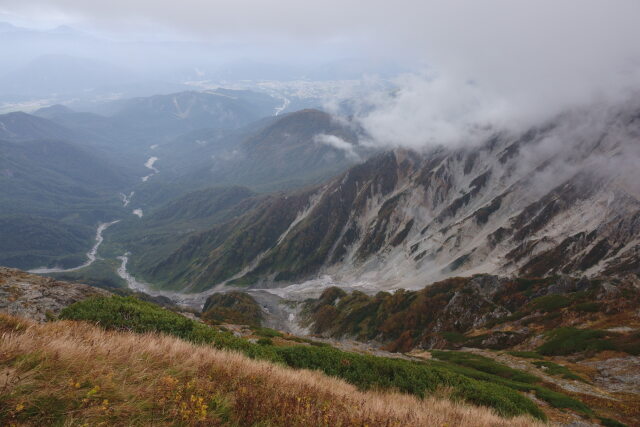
[135,99,640,293]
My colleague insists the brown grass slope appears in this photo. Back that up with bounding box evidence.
[0,314,542,426]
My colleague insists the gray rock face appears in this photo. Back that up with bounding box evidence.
[0,267,111,322]
[585,356,640,393]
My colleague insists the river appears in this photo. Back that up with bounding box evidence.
[28,151,303,332]
[274,96,290,116]
[28,220,120,274]
[141,156,159,182]
[116,253,216,308]
[114,255,305,332]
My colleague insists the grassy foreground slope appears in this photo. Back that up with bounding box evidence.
[56,297,546,420]
[0,313,540,427]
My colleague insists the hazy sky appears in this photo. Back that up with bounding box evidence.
[2,0,640,147]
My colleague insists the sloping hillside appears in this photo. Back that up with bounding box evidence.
[0,136,128,269]
[177,108,367,191]
[0,111,77,141]
[0,269,545,426]
[109,90,279,139]
[301,274,640,353]
[138,99,640,292]
[0,314,540,426]
[1,268,632,425]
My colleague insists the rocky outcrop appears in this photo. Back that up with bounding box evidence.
[302,274,640,353]
[584,356,640,393]
[0,267,110,322]
[202,291,263,326]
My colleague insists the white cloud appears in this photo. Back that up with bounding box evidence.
[335,65,640,150]
[314,134,361,161]
[3,0,640,150]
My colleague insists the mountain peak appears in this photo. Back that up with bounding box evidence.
[0,111,75,141]
[34,104,75,118]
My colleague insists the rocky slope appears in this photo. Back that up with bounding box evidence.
[301,274,640,354]
[142,98,640,293]
[0,267,110,321]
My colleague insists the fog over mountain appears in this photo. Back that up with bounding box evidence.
[0,0,638,292]
[2,2,640,426]
[3,1,639,127]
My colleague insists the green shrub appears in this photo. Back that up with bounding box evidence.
[532,361,586,382]
[430,351,592,415]
[275,346,545,420]
[611,332,640,356]
[252,327,283,338]
[60,296,282,362]
[599,417,628,427]
[528,295,570,313]
[431,351,539,384]
[256,338,273,346]
[507,351,541,359]
[61,296,550,420]
[538,328,613,356]
[441,331,468,343]
[534,388,592,415]
[573,302,601,313]
[202,292,263,326]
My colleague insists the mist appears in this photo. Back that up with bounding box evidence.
[2,1,640,146]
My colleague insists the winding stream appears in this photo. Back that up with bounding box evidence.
[116,253,150,293]
[28,220,120,274]
[28,153,301,331]
[141,156,159,182]
[120,191,134,207]
[116,253,217,309]
[274,96,290,116]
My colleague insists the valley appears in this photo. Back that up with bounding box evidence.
[4,89,639,310]
[2,9,639,425]
[27,220,119,274]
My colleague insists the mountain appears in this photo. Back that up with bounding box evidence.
[0,216,95,270]
[32,90,281,167]
[134,190,312,289]
[178,109,367,191]
[135,99,640,292]
[0,111,77,141]
[302,274,640,353]
[0,136,129,268]
[151,116,279,176]
[32,104,149,166]
[0,54,135,98]
[1,137,128,212]
[105,186,260,274]
[108,89,280,140]
[233,109,362,185]
[34,104,123,142]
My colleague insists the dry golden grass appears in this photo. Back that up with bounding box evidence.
[0,314,543,426]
